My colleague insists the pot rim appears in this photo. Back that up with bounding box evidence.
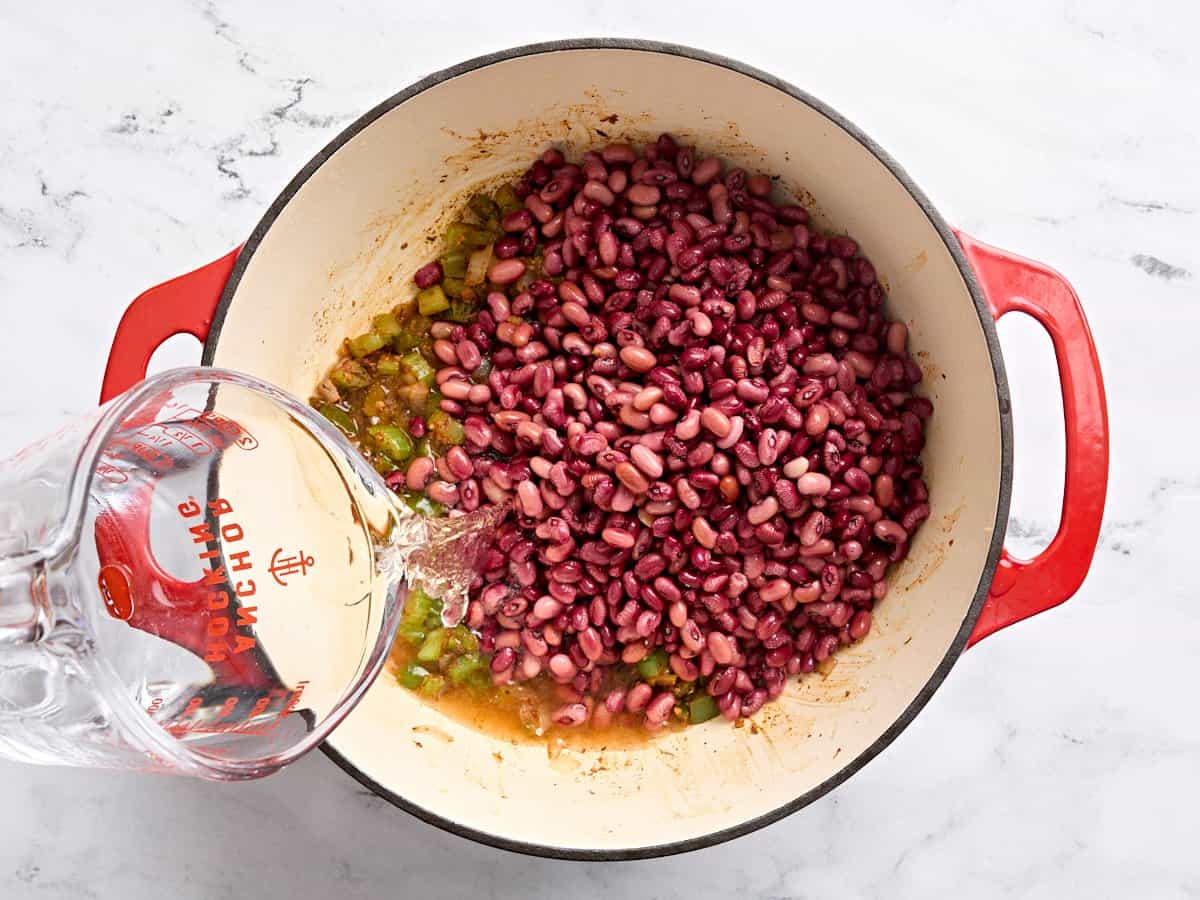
[202,37,1014,861]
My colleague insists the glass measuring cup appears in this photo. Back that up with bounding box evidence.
[0,367,486,780]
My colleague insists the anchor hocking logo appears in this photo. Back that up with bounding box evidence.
[268,548,315,587]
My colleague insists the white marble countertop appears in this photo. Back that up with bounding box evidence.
[1,2,1197,897]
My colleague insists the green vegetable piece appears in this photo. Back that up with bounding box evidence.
[401,352,435,385]
[318,404,356,436]
[444,625,479,654]
[402,491,444,517]
[442,298,477,324]
[399,663,427,690]
[468,193,500,225]
[637,648,670,680]
[362,382,388,418]
[441,277,464,299]
[393,314,432,352]
[428,410,465,449]
[688,694,719,724]
[446,652,483,685]
[375,355,401,375]
[401,587,434,626]
[329,359,371,389]
[417,628,446,664]
[367,425,414,462]
[444,221,493,250]
[417,284,450,316]
[420,595,444,630]
[440,250,469,278]
[348,331,387,358]
[418,674,446,698]
[399,382,431,415]
[397,624,426,646]
[372,312,403,340]
[493,184,522,215]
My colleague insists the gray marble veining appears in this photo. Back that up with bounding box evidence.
[1,1,1197,897]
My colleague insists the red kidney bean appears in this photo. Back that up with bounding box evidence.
[901,502,931,532]
[490,646,517,674]
[873,519,907,544]
[644,692,676,728]
[405,456,434,491]
[487,258,527,286]
[552,703,588,726]
[796,472,832,496]
[413,260,443,288]
[626,683,653,712]
[874,473,895,508]
[849,610,872,640]
[445,446,474,480]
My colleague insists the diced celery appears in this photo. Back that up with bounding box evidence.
[688,694,719,724]
[417,285,450,316]
[444,626,479,654]
[637,648,670,680]
[367,425,413,462]
[393,314,432,352]
[468,193,500,225]
[400,352,435,385]
[402,491,444,517]
[427,410,465,448]
[417,628,446,664]
[418,674,446,698]
[444,221,493,250]
[399,663,427,690]
[440,250,469,278]
[348,331,386,358]
[375,355,401,375]
[372,312,403,340]
[362,382,388,417]
[400,382,431,416]
[446,652,484,685]
[329,359,371,389]
[401,588,434,626]
[493,183,522,215]
[442,298,477,324]
[318,404,356,436]
[397,624,426,646]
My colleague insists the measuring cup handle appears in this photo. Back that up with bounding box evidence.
[100,249,240,403]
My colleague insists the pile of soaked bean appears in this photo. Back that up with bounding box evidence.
[322,133,932,731]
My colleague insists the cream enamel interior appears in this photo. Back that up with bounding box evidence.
[208,47,1003,852]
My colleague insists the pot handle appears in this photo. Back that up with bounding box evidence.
[100,249,240,403]
[956,231,1109,646]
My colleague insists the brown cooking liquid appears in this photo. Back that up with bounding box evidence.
[387,639,679,749]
